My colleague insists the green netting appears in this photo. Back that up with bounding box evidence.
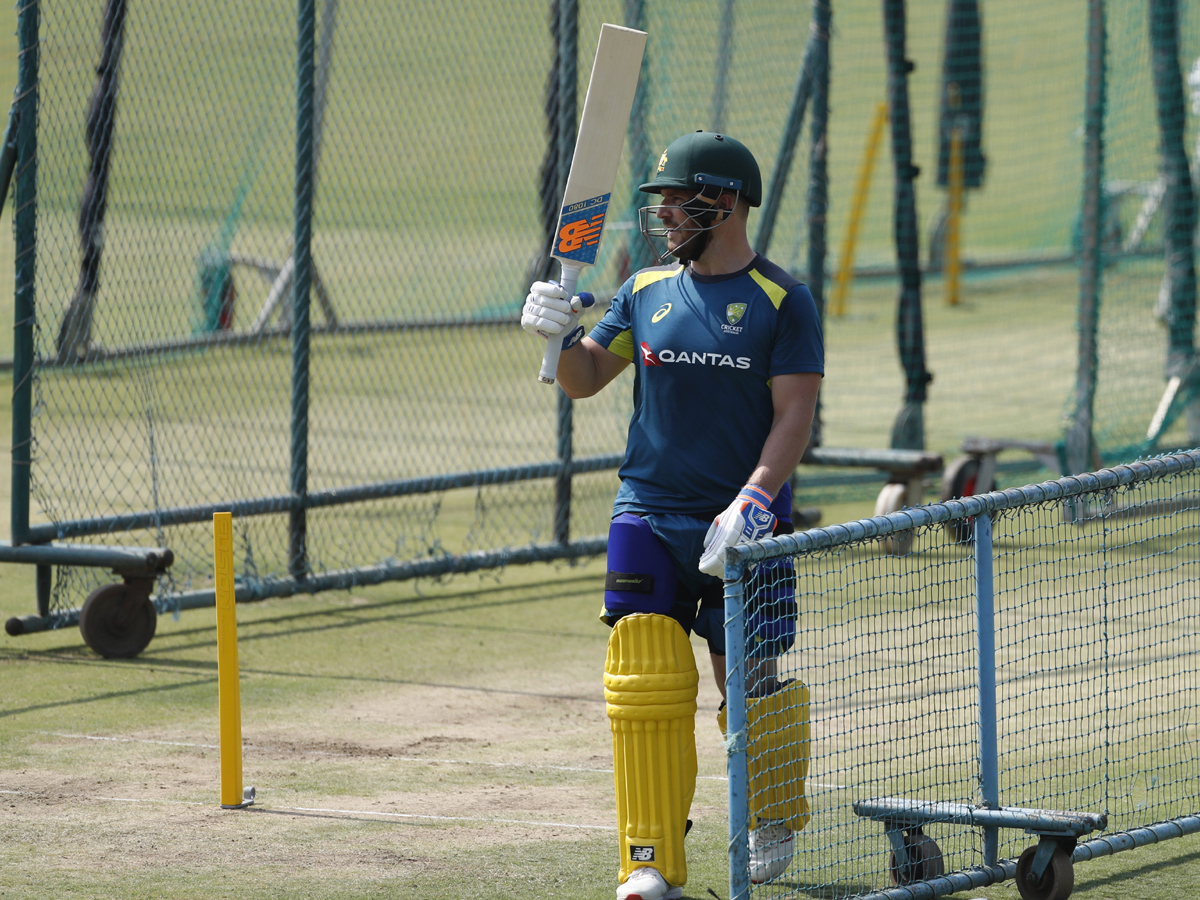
[13,0,1200,619]
[728,451,1200,898]
[17,0,824,616]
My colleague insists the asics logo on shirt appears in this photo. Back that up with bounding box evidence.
[640,342,751,369]
[652,303,672,323]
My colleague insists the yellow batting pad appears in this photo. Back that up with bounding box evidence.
[747,681,811,831]
[604,614,699,888]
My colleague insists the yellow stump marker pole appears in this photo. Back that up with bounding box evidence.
[832,101,889,317]
[215,511,254,809]
[945,123,964,306]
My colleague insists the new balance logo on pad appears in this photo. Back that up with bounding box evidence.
[630,846,655,862]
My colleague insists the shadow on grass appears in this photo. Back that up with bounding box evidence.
[683,879,880,900]
[0,675,217,719]
[145,585,607,659]
[247,805,439,828]
[1,572,605,662]
[149,571,606,646]
[1074,845,1200,891]
[0,575,611,717]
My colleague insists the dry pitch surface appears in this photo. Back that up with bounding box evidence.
[4,548,1200,900]
[0,562,738,899]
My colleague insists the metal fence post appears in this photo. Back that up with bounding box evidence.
[724,550,751,900]
[289,0,317,579]
[12,0,40,548]
[974,511,1000,865]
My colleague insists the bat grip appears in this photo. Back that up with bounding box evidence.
[537,265,582,385]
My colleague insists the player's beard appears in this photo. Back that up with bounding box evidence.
[670,227,711,264]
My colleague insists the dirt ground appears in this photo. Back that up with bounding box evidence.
[0,566,738,899]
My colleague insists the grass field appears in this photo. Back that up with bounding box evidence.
[3,3,1200,898]
[3,515,1200,899]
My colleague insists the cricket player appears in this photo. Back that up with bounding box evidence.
[523,131,823,900]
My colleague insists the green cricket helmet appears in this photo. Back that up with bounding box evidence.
[639,131,763,207]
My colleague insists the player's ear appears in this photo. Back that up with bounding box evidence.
[711,190,736,224]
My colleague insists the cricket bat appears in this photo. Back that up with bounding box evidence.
[538,23,647,385]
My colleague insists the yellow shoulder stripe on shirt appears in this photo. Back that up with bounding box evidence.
[633,267,683,293]
[608,329,635,360]
[749,268,788,309]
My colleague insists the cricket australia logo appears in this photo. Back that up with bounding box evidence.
[723,302,747,335]
[630,846,655,863]
[656,150,668,173]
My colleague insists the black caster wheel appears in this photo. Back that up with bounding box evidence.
[875,482,914,557]
[939,455,996,544]
[888,829,944,886]
[79,582,157,659]
[1015,843,1074,900]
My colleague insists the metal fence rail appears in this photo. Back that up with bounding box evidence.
[724,449,1200,900]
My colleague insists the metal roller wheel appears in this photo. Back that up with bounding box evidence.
[875,482,914,557]
[79,582,157,659]
[888,830,945,886]
[1015,843,1075,900]
[939,455,996,544]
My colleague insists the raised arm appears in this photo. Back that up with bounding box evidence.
[555,336,631,399]
[522,280,631,398]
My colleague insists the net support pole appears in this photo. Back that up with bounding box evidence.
[532,0,565,286]
[805,0,831,448]
[754,3,823,256]
[974,511,1000,865]
[54,0,126,364]
[1068,0,1105,475]
[289,0,317,580]
[883,0,931,451]
[621,0,654,275]
[723,552,751,900]
[710,0,735,132]
[944,124,963,306]
[0,108,19,216]
[1149,0,1198,439]
[552,0,578,546]
[832,102,888,317]
[11,0,40,548]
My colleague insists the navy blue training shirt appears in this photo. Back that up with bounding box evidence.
[589,254,824,519]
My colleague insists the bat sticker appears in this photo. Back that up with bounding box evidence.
[555,193,610,264]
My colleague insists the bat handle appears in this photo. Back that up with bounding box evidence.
[537,264,582,385]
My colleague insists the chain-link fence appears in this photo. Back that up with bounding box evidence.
[723,449,1200,899]
[5,1,1200,648]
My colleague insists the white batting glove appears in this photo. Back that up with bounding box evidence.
[699,484,777,577]
[522,281,595,351]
